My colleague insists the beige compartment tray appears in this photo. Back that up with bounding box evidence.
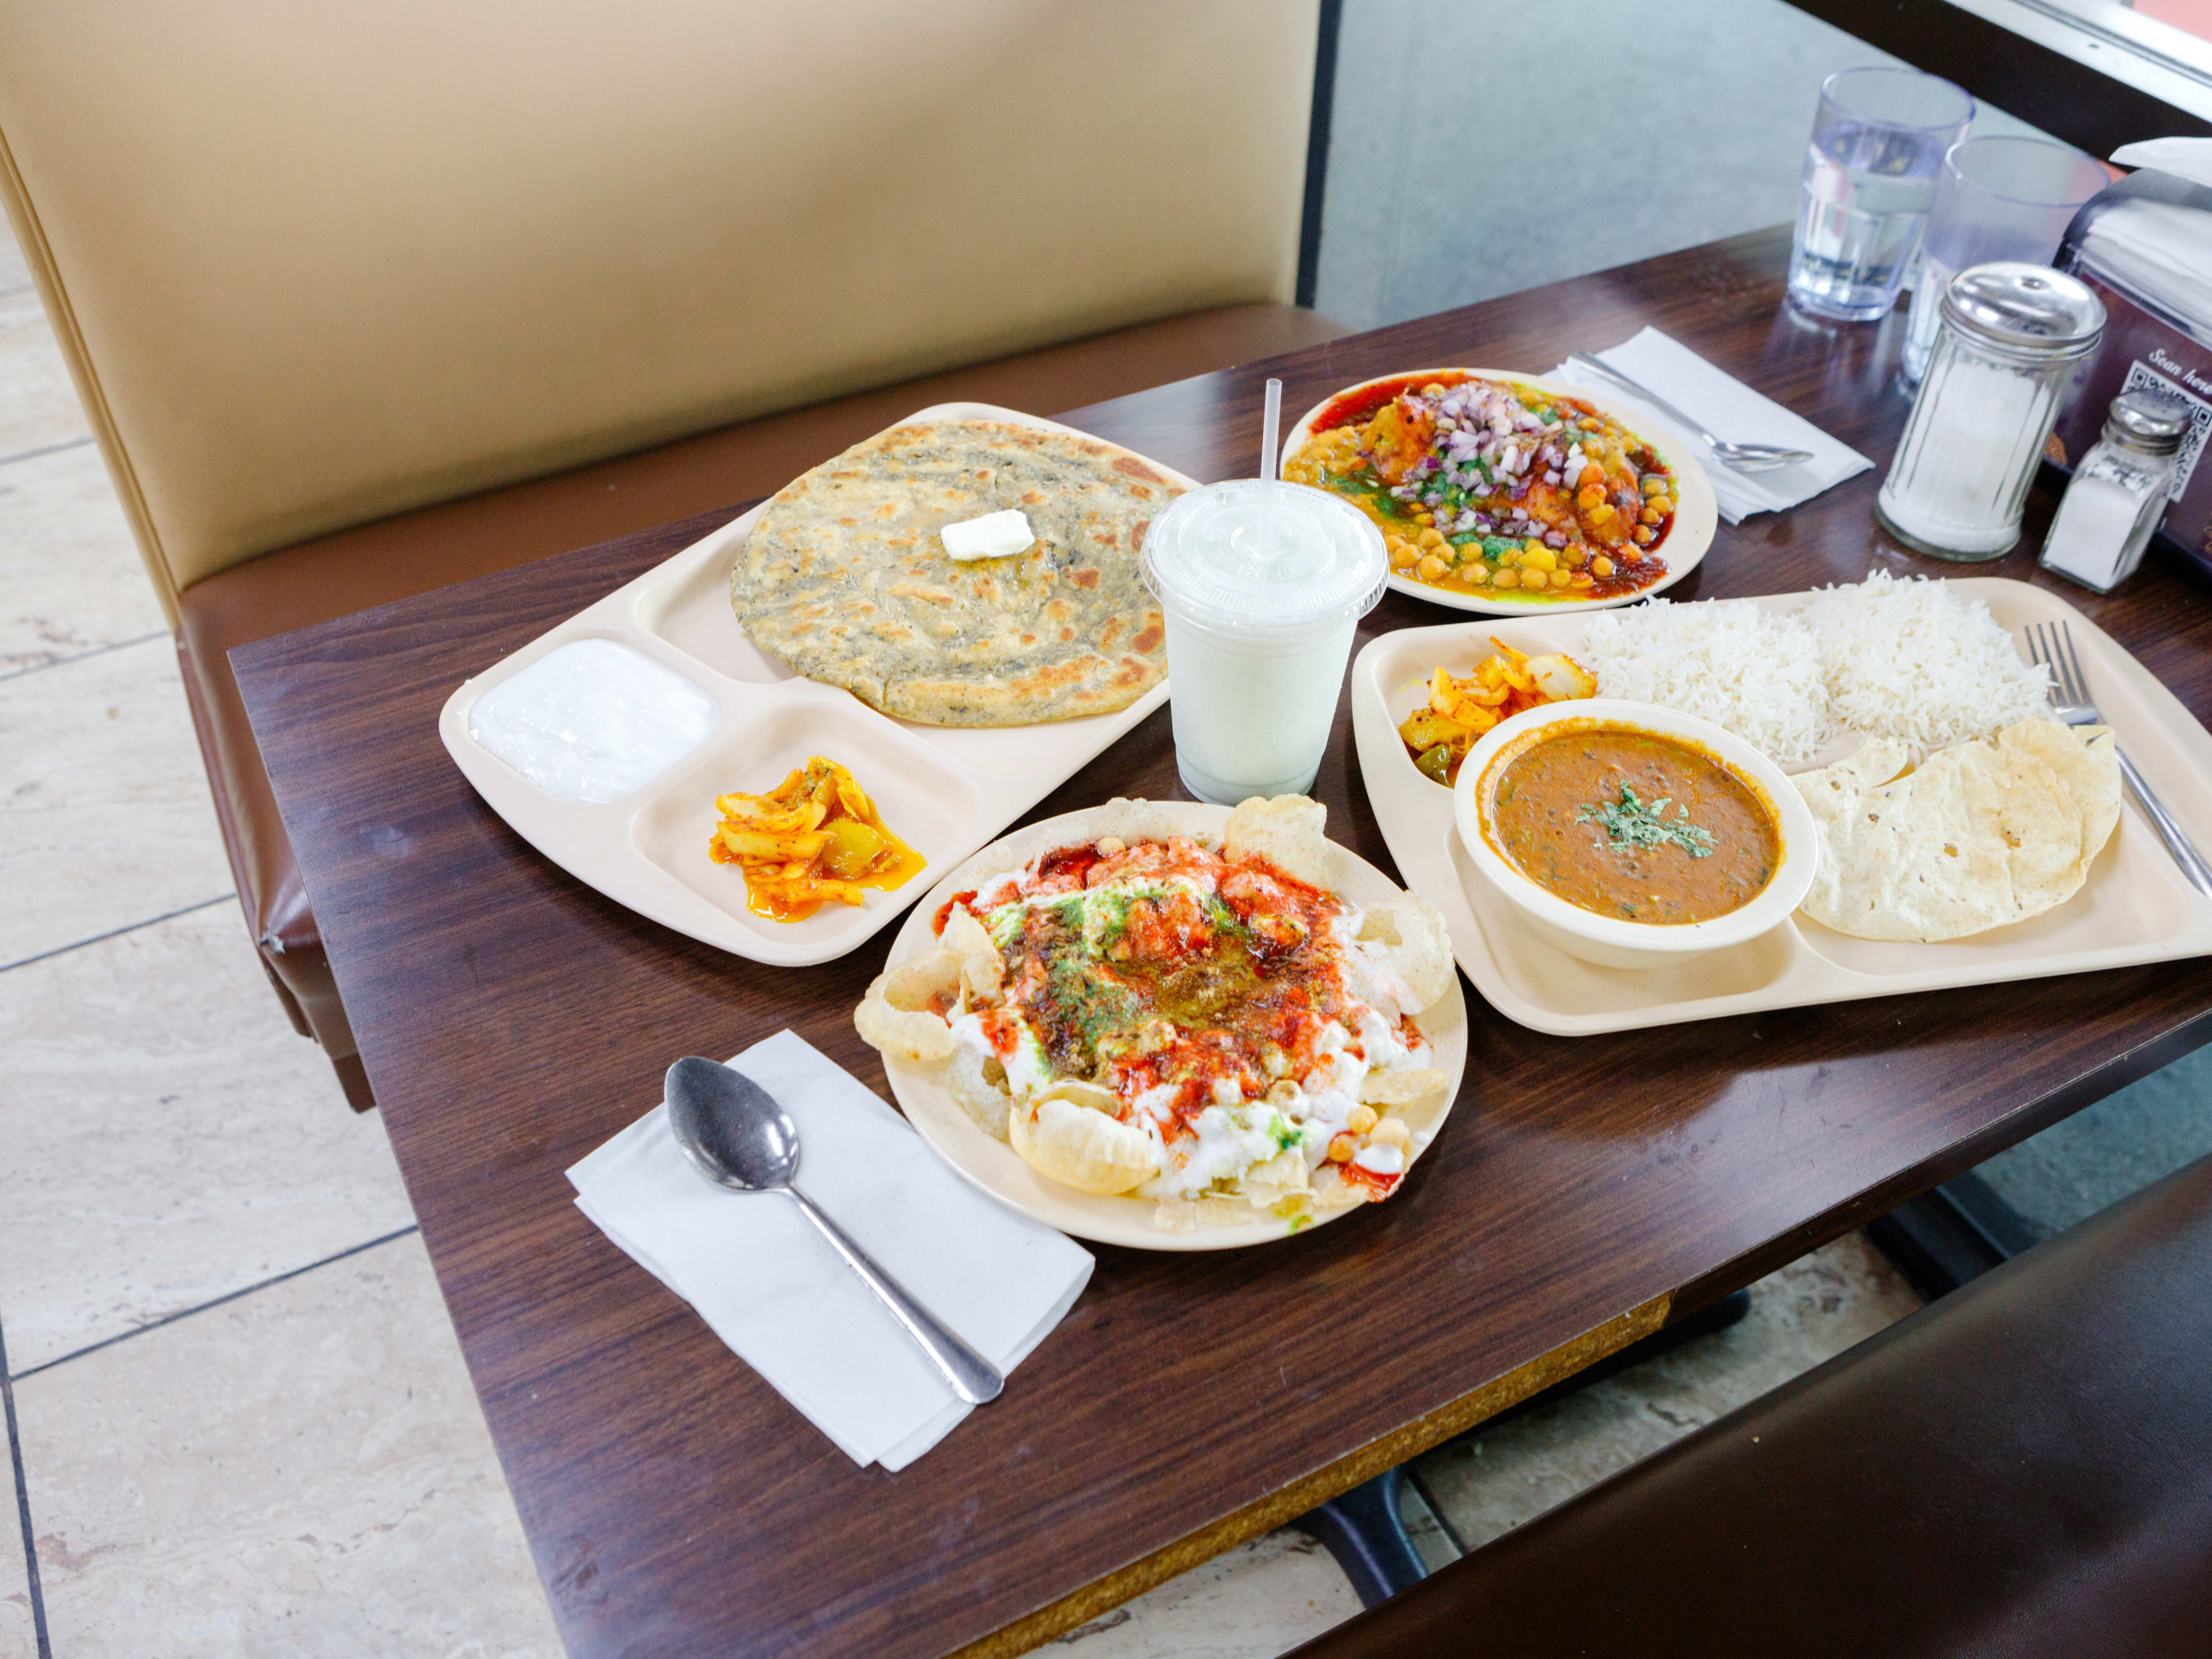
[438,403,1191,968]
[1352,578,2212,1035]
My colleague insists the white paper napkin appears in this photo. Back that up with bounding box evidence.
[1552,327,1873,524]
[567,1029,1094,1471]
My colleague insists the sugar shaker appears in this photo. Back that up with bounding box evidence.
[1876,263,2105,560]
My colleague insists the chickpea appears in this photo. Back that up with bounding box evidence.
[1656,495,1676,516]
[1095,836,1125,855]
[1326,1132,1359,1164]
[1588,502,1619,530]
[1641,506,1662,526]
[1571,570,1596,588]
[1562,544,1587,567]
[1266,1077,1301,1106]
[1418,527,1446,549]
[1415,511,1435,527]
[1389,540,1419,571]
[1576,485,1605,512]
[1592,555,1615,578]
[1416,553,1448,581]
[1550,567,1575,588]
[1422,382,1446,398]
[1346,1104,1378,1135]
[1578,463,1607,490]
[1522,547,1557,573]
[1634,526,1655,546]
[1641,474,1669,495]
[1370,1117,1411,1150]
[1492,566,1521,589]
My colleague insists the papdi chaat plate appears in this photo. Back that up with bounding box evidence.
[1283,368,1716,617]
[858,797,1468,1251]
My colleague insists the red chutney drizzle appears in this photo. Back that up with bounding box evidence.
[980,836,1357,1149]
[1335,1160,1402,1199]
[932,889,978,935]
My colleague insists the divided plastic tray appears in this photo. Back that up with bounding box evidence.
[1352,578,2212,1035]
[438,403,1192,967]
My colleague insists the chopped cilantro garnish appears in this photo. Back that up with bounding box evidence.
[1577,785,1717,859]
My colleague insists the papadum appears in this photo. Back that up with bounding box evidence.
[1793,718,2119,942]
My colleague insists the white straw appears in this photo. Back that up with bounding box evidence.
[1260,378,1283,482]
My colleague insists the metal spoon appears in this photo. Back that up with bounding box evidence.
[1565,352,1815,472]
[664,1056,1003,1404]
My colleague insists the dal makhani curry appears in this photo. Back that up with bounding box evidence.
[1487,726,1780,925]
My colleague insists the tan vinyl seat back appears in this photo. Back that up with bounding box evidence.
[0,1,1317,623]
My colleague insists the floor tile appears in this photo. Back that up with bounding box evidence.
[0,440,162,676]
[0,635,232,968]
[0,287,89,462]
[1978,1045,2212,1237]
[0,902,415,1374]
[1052,1529,1358,1658]
[1415,1233,1921,1551]
[15,1233,561,1659]
[1,1476,32,1659]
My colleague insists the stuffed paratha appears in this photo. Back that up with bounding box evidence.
[731,421,1177,725]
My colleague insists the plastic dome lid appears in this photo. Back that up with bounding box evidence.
[1141,480,1387,638]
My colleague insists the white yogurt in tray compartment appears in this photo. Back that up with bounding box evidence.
[437,403,1194,968]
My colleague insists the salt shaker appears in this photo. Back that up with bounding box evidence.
[1876,263,2105,560]
[2039,389,2191,593]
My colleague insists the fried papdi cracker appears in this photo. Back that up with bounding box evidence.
[853,948,963,1063]
[1010,1086,1160,1195]
[1224,794,1333,888]
[1355,894,1455,1012]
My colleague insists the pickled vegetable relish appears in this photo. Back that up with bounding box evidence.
[709,756,924,922]
[1283,372,1676,603]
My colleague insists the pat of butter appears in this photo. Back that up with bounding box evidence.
[940,509,1036,561]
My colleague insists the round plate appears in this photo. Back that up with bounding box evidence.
[877,800,1469,1251]
[1283,366,1718,618]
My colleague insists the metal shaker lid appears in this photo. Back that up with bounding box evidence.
[1939,262,2105,360]
[2103,388,2191,457]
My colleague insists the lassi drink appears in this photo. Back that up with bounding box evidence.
[1141,480,1386,804]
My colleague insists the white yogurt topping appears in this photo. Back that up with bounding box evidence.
[467,638,719,804]
[941,509,1036,561]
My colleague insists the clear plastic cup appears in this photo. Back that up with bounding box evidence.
[1901,135,2110,385]
[1141,480,1387,805]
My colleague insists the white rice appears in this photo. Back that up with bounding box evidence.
[1582,573,2052,764]
[1583,597,1830,762]
[1800,570,2050,749]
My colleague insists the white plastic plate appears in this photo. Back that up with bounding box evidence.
[438,403,1191,967]
[1353,577,2212,1035]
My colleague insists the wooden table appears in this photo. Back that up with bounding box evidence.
[234,225,2212,1659]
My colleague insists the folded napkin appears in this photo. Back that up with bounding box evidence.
[1552,327,1872,524]
[568,1029,1093,1470]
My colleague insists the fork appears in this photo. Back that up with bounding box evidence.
[1564,353,1815,473]
[2024,620,2212,900]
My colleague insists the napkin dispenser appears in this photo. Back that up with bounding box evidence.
[2049,139,2212,576]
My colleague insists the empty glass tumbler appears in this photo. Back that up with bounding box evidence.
[1789,67,1974,323]
[1902,136,2109,385]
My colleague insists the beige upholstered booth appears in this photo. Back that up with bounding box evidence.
[0,1,1346,1107]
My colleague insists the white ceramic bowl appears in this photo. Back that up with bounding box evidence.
[1452,699,1817,970]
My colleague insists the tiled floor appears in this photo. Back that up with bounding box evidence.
[0,207,1944,1659]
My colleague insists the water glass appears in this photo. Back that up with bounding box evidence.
[1788,67,1975,323]
[1902,135,2109,385]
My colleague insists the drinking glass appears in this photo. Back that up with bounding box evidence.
[1900,135,2109,385]
[1788,67,1975,323]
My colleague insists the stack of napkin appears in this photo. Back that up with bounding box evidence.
[1552,327,1872,524]
[569,1029,1094,1470]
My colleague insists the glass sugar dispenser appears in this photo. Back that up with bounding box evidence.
[1876,262,2105,560]
[2039,389,2192,593]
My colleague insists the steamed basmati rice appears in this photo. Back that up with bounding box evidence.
[1801,570,2050,749]
[1583,599,1830,762]
[1582,573,2052,765]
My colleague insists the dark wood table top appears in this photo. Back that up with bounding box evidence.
[235,224,2212,1659]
